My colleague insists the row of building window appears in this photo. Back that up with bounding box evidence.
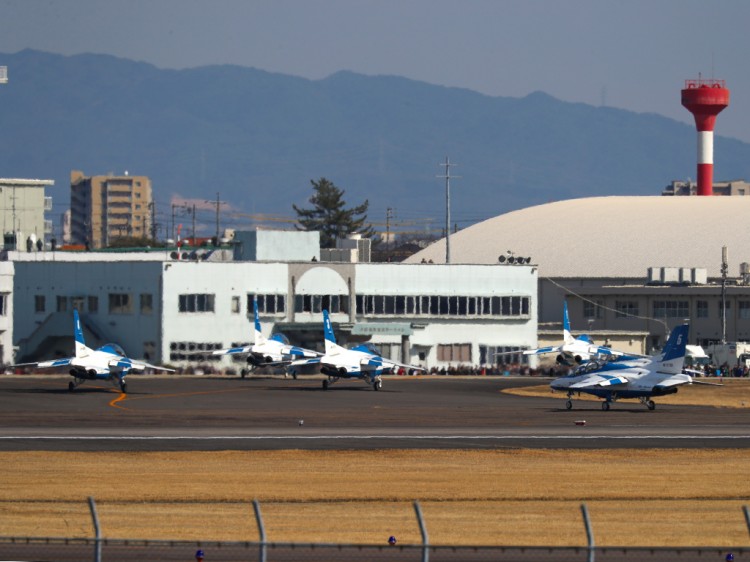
[356,295,530,317]
[35,294,153,315]
[169,341,222,362]
[432,344,530,365]
[182,293,531,318]
[585,300,750,320]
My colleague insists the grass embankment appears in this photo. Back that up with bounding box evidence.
[1,449,749,546]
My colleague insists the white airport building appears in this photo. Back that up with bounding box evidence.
[7,230,538,371]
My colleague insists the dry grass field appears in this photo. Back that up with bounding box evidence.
[1,448,750,546]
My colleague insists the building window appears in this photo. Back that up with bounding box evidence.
[479,345,529,366]
[88,296,99,313]
[294,294,347,314]
[583,300,602,319]
[231,296,241,314]
[57,296,67,312]
[615,301,639,318]
[248,294,287,315]
[696,300,708,318]
[0,294,6,316]
[143,341,155,361]
[140,293,153,315]
[71,296,85,312]
[109,293,133,314]
[437,343,472,363]
[34,295,45,313]
[653,300,689,318]
[178,294,215,313]
[739,301,750,320]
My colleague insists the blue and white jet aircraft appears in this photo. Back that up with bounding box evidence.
[288,309,423,390]
[212,298,321,377]
[550,323,719,410]
[513,301,633,366]
[15,309,174,393]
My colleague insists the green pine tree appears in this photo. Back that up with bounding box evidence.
[293,178,375,248]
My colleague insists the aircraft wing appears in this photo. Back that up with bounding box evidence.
[13,357,74,369]
[381,358,426,374]
[569,374,630,389]
[212,345,253,356]
[108,358,175,373]
[495,346,561,357]
[289,357,321,367]
[280,345,322,359]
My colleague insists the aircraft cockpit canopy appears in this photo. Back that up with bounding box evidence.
[270,333,290,345]
[99,343,126,356]
[351,343,380,356]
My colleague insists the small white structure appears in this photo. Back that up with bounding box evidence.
[0,178,55,250]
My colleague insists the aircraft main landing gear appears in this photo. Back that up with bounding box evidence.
[640,397,656,410]
[373,379,382,391]
[601,401,611,411]
[565,400,573,410]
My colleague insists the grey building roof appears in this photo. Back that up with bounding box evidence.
[405,196,750,278]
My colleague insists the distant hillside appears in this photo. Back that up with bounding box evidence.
[1,49,749,238]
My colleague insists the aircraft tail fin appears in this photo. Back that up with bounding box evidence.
[655,324,689,374]
[323,309,339,355]
[73,309,91,359]
[253,298,266,345]
[563,301,575,344]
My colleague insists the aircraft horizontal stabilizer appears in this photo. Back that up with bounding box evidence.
[653,374,693,389]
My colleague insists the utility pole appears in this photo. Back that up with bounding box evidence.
[386,207,394,256]
[437,157,460,264]
[149,201,157,243]
[205,193,226,245]
[721,246,728,344]
[191,203,196,246]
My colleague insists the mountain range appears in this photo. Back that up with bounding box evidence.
[1,49,750,239]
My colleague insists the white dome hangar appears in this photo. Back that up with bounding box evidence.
[406,196,750,278]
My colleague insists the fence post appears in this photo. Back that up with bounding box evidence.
[414,500,429,562]
[581,502,595,562]
[252,499,267,562]
[88,496,102,562]
[743,505,750,537]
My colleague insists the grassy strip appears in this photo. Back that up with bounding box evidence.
[1,449,749,546]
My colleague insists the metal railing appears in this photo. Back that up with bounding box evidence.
[0,498,748,561]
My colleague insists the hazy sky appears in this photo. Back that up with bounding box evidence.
[1,0,749,141]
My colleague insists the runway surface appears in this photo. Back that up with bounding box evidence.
[0,374,748,450]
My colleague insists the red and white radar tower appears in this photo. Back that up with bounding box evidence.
[681,77,730,196]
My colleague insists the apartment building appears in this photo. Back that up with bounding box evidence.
[70,170,152,249]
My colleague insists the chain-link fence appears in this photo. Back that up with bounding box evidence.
[0,498,747,561]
